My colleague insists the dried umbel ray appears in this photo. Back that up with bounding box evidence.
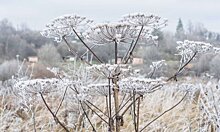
[120,13,168,28]
[86,23,137,45]
[119,77,166,95]
[14,78,63,94]
[176,40,213,66]
[41,14,93,42]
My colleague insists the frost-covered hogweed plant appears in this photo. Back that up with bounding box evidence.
[176,40,213,64]
[167,40,215,81]
[8,12,220,132]
[86,23,136,45]
[41,14,93,42]
[148,60,166,78]
[121,13,167,28]
[37,13,170,132]
[119,77,166,95]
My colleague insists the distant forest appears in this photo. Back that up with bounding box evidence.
[0,18,220,63]
[1,18,220,79]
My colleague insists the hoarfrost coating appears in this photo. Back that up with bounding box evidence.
[176,40,215,66]
[41,14,93,43]
[121,13,167,28]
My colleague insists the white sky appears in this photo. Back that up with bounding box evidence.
[0,0,219,32]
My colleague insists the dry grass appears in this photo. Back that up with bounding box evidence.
[0,78,217,131]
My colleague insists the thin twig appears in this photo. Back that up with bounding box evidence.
[122,40,134,63]
[108,77,113,131]
[71,26,103,63]
[55,86,68,116]
[119,94,127,109]
[121,96,140,116]
[79,101,96,132]
[140,91,188,132]
[114,40,118,64]
[136,97,141,132]
[39,92,70,132]
[80,45,96,58]
[113,95,133,118]
[86,100,109,117]
[106,96,109,117]
[84,101,108,124]
[148,67,156,78]
[62,36,92,66]
[133,90,137,132]
[167,52,197,81]
[124,25,144,64]
[70,84,109,118]
[63,36,109,78]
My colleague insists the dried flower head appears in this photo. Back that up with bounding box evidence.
[121,13,167,28]
[176,40,213,64]
[14,78,63,94]
[119,77,165,95]
[41,14,93,42]
[86,23,136,45]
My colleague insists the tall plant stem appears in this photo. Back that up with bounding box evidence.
[121,97,140,116]
[71,27,103,63]
[84,102,108,124]
[122,40,134,63]
[133,90,137,132]
[86,100,108,117]
[39,92,69,132]
[106,96,109,117]
[113,81,120,132]
[136,97,141,131]
[62,36,92,66]
[114,40,118,64]
[113,95,133,118]
[113,40,120,131]
[140,92,188,132]
[79,101,96,132]
[108,78,113,131]
[167,51,197,81]
[124,25,144,64]
[55,86,68,116]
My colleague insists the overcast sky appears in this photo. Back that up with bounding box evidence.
[0,0,219,32]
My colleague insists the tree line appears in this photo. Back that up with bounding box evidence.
[0,18,220,80]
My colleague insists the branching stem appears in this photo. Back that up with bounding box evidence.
[140,91,188,132]
[39,92,69,132]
